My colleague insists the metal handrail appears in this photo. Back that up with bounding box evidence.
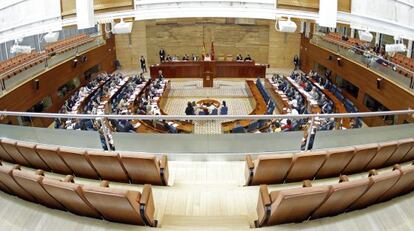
[1,110,413,121]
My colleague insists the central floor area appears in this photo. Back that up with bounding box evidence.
[162,78,256,134]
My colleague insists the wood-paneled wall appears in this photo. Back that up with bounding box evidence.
[61,0,134,17]
[0,36,117,126]
[277,0,352,12]
[299,35,414,125]
[115,19,301,69]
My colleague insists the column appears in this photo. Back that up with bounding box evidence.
[407,40,413,58]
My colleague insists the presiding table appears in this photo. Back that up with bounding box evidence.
[150,61,267,87]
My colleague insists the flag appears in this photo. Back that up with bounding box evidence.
[210,41,215,61]
[202,41,206,60]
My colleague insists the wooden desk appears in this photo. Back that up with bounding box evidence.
[307,77,350,128]
[265,78,291,114]
[284,76,321,114]
[221,80,267,132]
[150,61,267,87]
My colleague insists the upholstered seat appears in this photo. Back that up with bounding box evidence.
[12,169,64,209]
[0,164,36,202]
[377,164,414,202]
[316,147,355,178]
[36,145,72,174]
[342,143,378,174]
[365,141,398,170]
[0,139,16,162]
[58,147,99,179]
[16,141,50,170]
[245,154,293,185]
[119,152,168,185]
[82,184,156,226]
[1,139,30,166]
[87,150,129,182]
[285,151,328,182]
[42,177,101,218]
[385,138,414,165]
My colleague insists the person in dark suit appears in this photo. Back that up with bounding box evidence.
[159,48,166,62]
[244,54,252,61]
[293,55,300,70]
[158,70,164,81]
[185,102,195,115]
[140,56,147,73]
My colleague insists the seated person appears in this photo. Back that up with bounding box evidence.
[204,53,212,61]
[281,119,293,131]
[220,101,228,115]
[236,54,243,61]
[244,54,252,61]
[185,101,195,115]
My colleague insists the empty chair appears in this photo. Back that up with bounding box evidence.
[316,147,355,179]
[87,150,129,182]
[400,140,414,163]
[119,152,168,185]
[342,143,378,174]
[1,139,30,166]
[232,126,246,133]
[347,169,401,211]
[36,145,72,174]
[285,151,328,182]
[82,184,156,226]
[256,184,330,227]
[16,141,50,170]
[58,147,99,179]
[311,177,371,219]
[365,141,398,170]
[0,139,16,162]
[42,177,101,218]
[377,164,414,202]
[245,154,293,185]
[247,122,258,132]
[0,164,36,202]
[385,138,414,165]
[12,169,64,209]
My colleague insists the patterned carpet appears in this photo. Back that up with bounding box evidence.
[163,79,254,134]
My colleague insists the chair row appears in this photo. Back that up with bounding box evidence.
[45,34,94,55]
[0,163,157,226]
[0,52,47,79]
[391,53,414,77]
[256,162,414,227]
[245,138,414,185]
[0,139,169,185]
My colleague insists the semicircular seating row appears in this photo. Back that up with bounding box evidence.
[256,162,414,227]
[0,139,168,186]
[0,162,157,227]
[246,138,414,185]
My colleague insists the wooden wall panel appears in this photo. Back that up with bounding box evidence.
[268,23,301,68]
[277,0,351,12]
[0,36,116,125]
[300,35,414,125]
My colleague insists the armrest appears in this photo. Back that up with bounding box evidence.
[35,169,45,176]
[139,184,157,227]
[159,155,169,186]
[392,164,402,171]
[302,180,312,188]
[368,169,378,177]
[100,180,110,188]
[12,165,21,170]
[245,155,255,186]
[256,185,271,227]
[61,175,74,183]
[339,175,349,183]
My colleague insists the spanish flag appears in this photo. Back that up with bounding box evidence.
[202,41,206,60]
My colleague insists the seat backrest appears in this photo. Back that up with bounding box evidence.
[316,147,355,179]
[252,154,293,185]
[87,150,129,182]
[81,185,145,225]
[348,169,401,211]
[12,169,64,209]
[0,139,16,162]
[385,138,414,165]
[378,164,414,203]
[42,177,101,218]
[16,141,49,170]
[365,141,398,170]
[343,143,378,174]
[58,147,99,179]
[285,151,328,182]
[401,139,414,163]
[36,145,72,174]
[266,186,330,225]
[119,152,162,185]
[0,165,36,202]
[1,139,30,166]
[311,178,371,219]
